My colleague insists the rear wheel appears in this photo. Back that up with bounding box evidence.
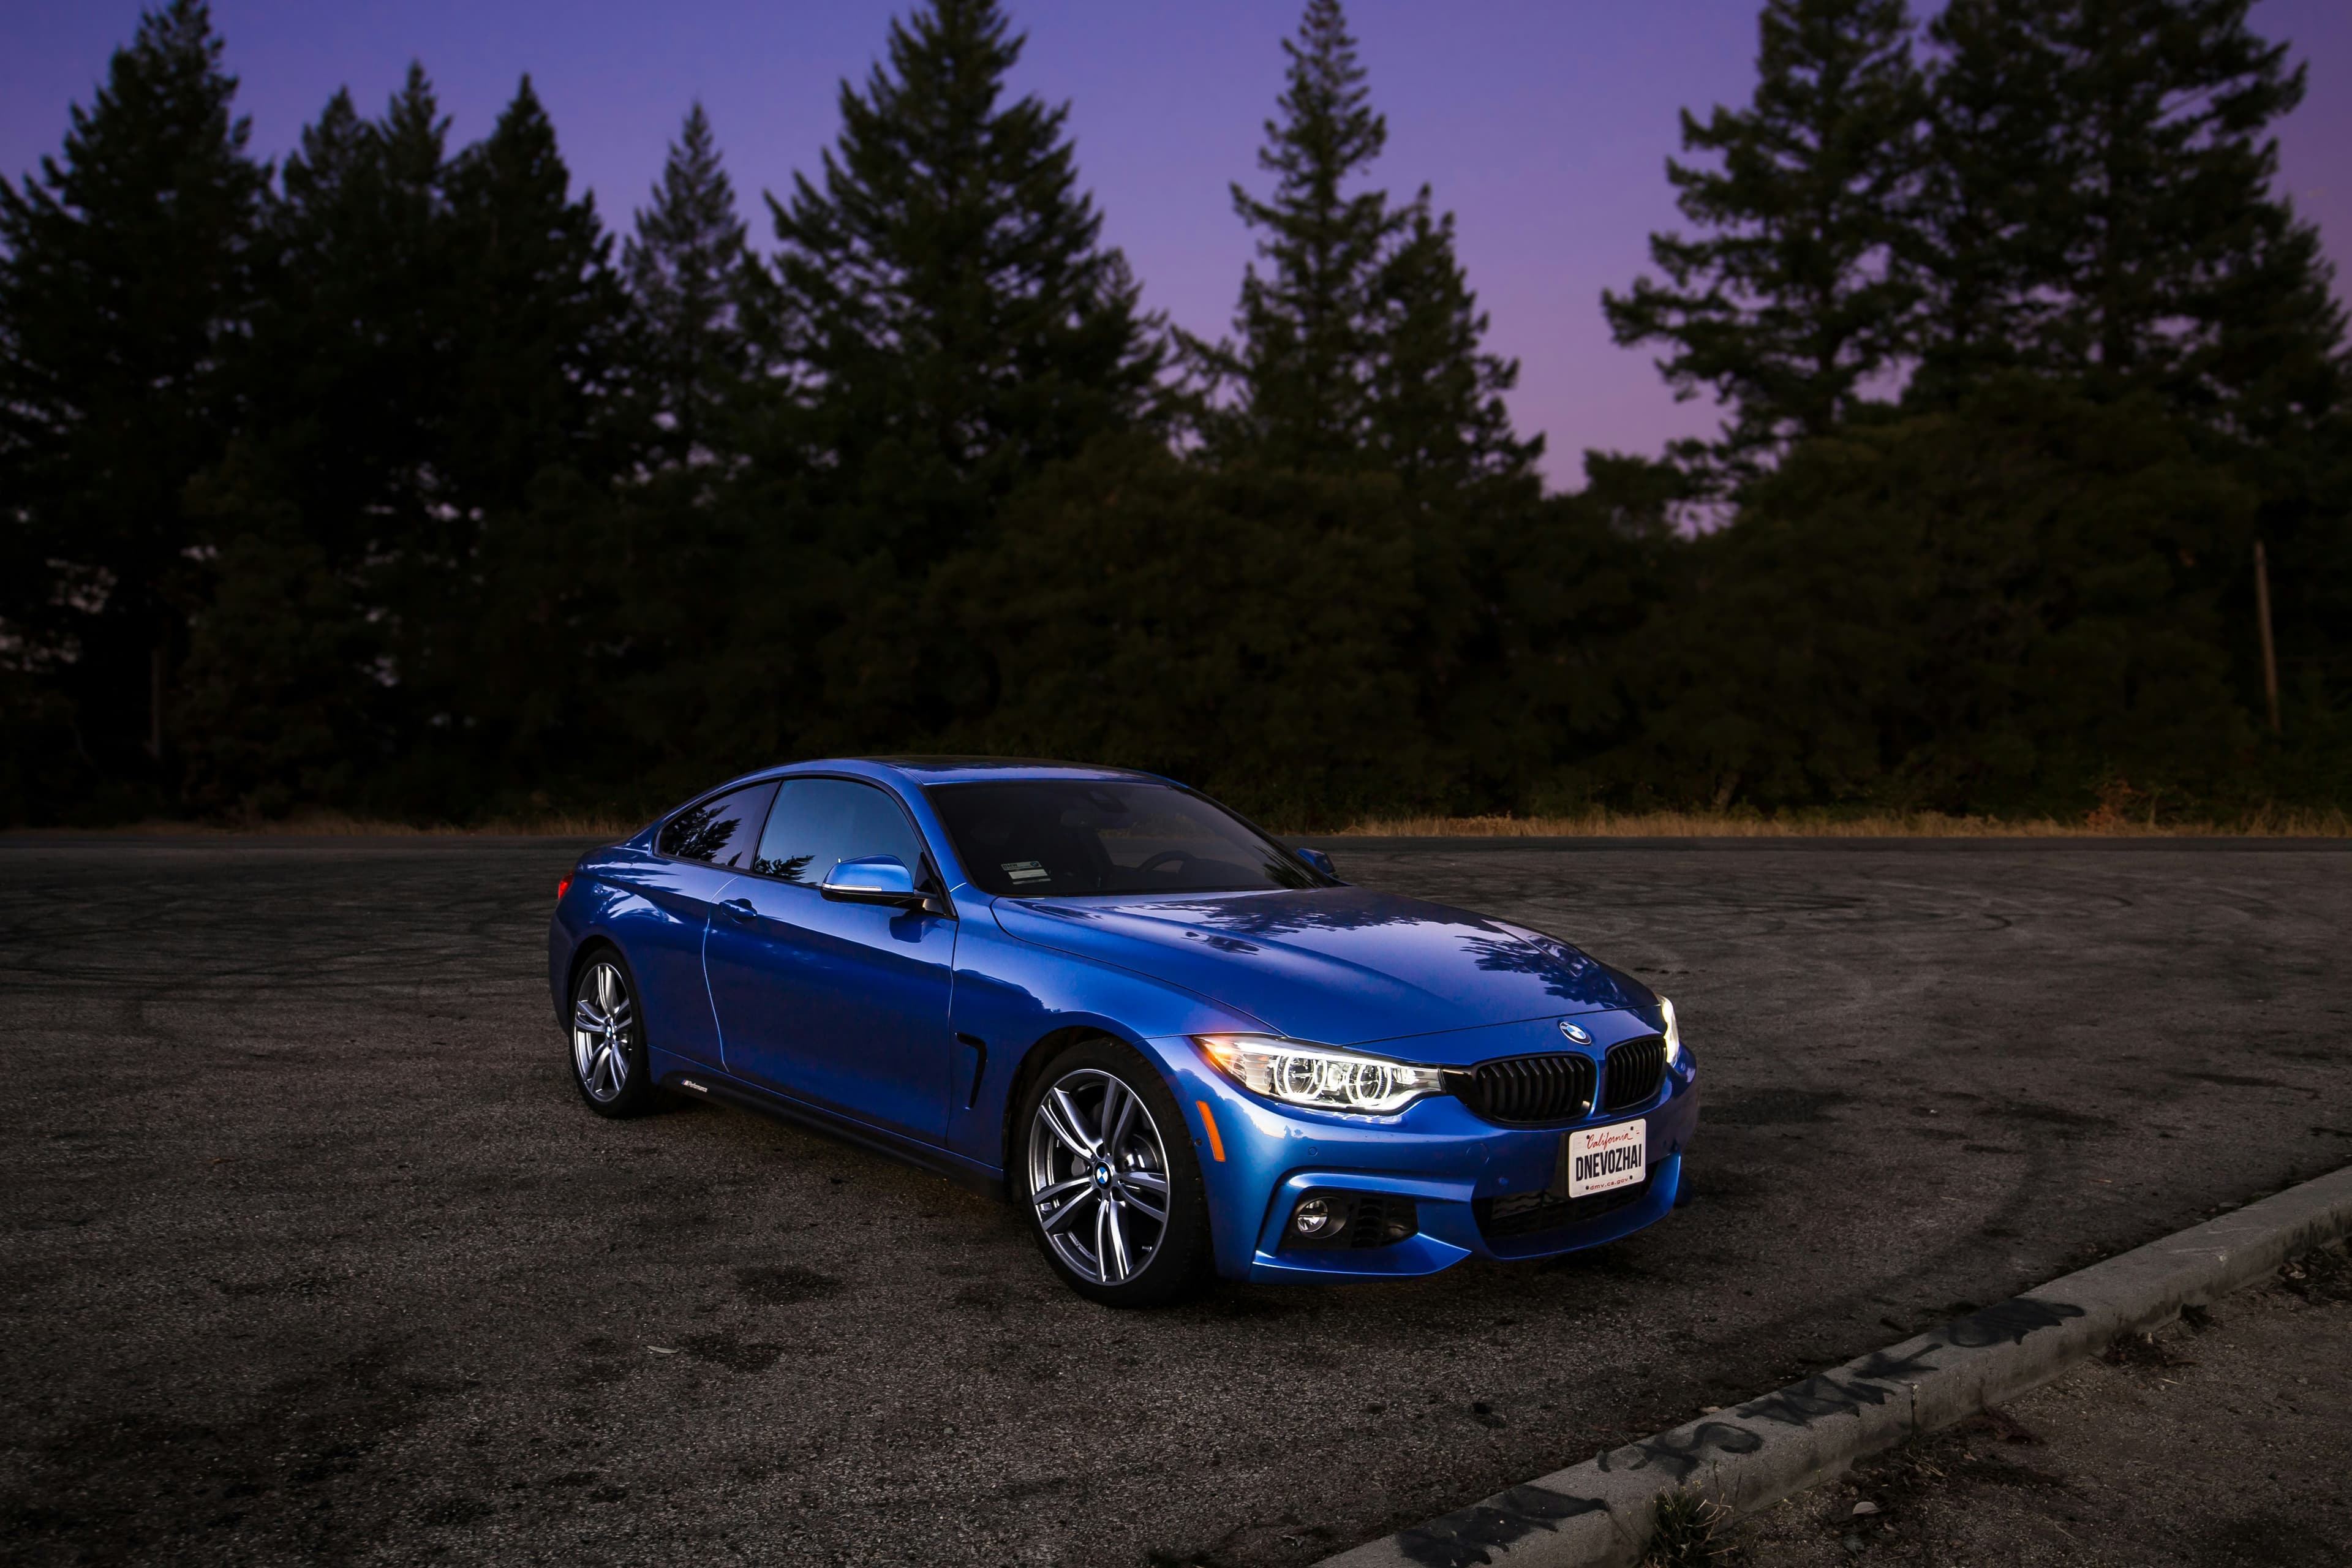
[1018,1038,1212,1306]
[570,949,655,1118]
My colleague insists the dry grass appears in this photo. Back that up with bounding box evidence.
[19,801,2350,840]
[41,809,645,838]
[1324,806,2351,839]
[1642,1488,1734,1566]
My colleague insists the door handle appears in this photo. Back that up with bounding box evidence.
[717,898,758,923]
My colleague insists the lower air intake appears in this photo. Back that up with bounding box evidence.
[1474,1173,1653,1243]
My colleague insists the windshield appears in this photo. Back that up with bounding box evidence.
[925,780,1330,898]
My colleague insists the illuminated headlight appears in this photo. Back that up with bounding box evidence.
[1196,1035,1445,1115]
[1660,997,1683,1066]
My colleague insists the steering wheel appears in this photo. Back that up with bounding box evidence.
[1137,850,1194,875]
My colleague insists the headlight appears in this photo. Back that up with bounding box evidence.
[1660,997,1683,1066]
[1196,1035,1445,1115]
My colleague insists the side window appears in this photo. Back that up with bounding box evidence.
[752,778,930,887]
[657,782,778,869]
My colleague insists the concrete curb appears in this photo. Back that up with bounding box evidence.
[1316,1162,2352,1568]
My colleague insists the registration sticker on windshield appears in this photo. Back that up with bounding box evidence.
[1564,1118,1646,1199]
[1003,861,1049,884]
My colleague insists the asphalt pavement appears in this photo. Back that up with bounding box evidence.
[2,835,2346,1567]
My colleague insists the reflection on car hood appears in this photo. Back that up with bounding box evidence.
[988,886,1652,1051]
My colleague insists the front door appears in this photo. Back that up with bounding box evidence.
[704,777,957,1144]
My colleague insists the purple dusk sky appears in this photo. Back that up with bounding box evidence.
[5,0,2348,488]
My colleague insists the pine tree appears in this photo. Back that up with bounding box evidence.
[241,68,457,567]
[176,67,459,814]
[1180,0,1543,810]
[0,0,264,794]
[386,77,624,802]
[1905,0,2071,404]
[769,0,1159,571]
[331,66,459,543]
[1185,0,1401,468]
[1603,0,1926,475]
[624,103,761,469]
[1367,194,1542,492]
[1189,0,1539,495]
[1912,1,2350,745]
[440,77,621,520]
[599,105,771,790]
[1913,0,2345,435]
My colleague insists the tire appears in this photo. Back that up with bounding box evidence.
[568,946,657,1118]
[1016,1036,1213,1307]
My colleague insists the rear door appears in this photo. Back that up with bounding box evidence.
[704,777,957,1143]
[611,780,775,1068]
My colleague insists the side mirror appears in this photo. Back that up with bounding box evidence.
[1295,846,1337,878]
[820,856,926,908]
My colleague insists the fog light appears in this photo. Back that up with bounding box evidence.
[1283,1189,1420,1251]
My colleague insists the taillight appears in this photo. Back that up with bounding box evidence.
[556,875,572,904]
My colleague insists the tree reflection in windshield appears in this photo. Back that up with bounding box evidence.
[927,781,1332,899]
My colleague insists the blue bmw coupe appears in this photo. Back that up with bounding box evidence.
[549,758,1697,1305]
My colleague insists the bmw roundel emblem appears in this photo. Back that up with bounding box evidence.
[1558,1020,1592,1045]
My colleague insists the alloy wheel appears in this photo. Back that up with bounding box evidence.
[572,959,635,1104]
[1027,1068,1172,1286]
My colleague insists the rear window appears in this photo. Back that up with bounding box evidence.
[657,782,776,869]
[926,780,1329,899]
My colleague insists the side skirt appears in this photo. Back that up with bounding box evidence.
[658,1064,1006,1200]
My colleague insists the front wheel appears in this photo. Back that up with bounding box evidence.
[570,949,656,1118]
[1018,1038,1213,1307]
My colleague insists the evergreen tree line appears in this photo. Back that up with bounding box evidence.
[2,0,2345,827]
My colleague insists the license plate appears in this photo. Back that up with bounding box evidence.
[1559,1118,1646,1199]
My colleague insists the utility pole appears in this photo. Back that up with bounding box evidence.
[2253,540,2280,736]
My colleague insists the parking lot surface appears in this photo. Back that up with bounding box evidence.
[3,836,2347,1567]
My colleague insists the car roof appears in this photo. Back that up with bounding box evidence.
[834,756,1170,786]
[627,756,1175,848]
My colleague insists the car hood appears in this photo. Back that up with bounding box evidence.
[987,886,1653,1053]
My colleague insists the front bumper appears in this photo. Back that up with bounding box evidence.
[1153,1034,1700,1284]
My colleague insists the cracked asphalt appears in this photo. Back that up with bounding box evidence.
[2,835,2347,1567]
